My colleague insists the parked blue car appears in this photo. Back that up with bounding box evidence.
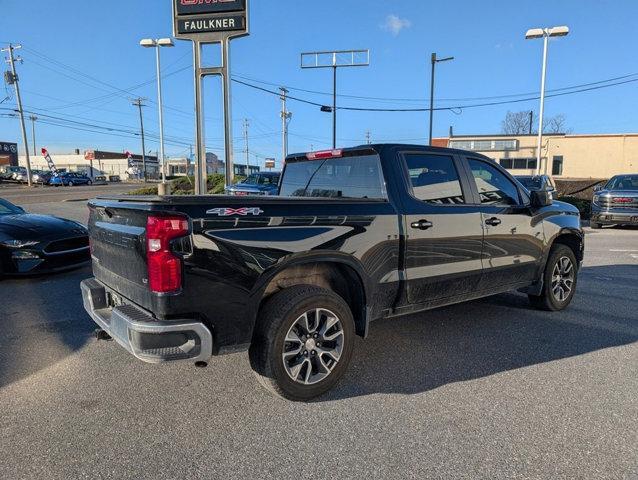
[49,172,93,187]
[225,171,281,196]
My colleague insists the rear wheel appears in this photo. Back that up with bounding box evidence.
[529,244,578,311]
[249,285,355,401]
[68,181,74,187]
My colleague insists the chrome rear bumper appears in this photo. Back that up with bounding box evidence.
[81,278,213,364]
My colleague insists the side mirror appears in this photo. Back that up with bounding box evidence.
[593,184,603,192]
[530,189,552,208]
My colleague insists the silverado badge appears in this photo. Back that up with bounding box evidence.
[207,207,264,216]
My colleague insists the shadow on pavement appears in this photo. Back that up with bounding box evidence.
[0,266,94,388]
[1,263,636,401]
[320,264,638,401]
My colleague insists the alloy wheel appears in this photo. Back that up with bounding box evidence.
[282,308,344,385]
[551,256,575,302]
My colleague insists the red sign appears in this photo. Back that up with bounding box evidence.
[175,0,246,16]
[613,197,634,203]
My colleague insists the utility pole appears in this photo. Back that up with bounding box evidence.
[365,131,371,145]
[529,111,534,135]
[131,97,148,181]
[2,44,32,186]
[243,118,250,169]
[280,87,292,163]
[29,115,37,156]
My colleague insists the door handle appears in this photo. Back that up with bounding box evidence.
[410,219,433,230]
[485,217,502,226]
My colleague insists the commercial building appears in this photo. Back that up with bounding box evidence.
[19,150,160,179]
[165,152,260,177]
[436,133,638,179]
[0,141,18,167]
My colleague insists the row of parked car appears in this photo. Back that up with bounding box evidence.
[1,167,97,186]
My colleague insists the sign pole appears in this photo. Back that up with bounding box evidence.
[221,37,234,188]
[193,41,207,195]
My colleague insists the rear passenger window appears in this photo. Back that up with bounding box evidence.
[279,154,386,199]
[404,154,465,204]
[468,159,521,206]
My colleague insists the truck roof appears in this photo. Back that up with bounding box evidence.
[286,143,487,162]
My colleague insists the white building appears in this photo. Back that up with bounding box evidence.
[19,150,160,180]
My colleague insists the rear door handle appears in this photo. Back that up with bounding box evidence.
[410,219,433,230]
[485,217,502,226]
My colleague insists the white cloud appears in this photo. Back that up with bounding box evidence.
[381,14,412,36]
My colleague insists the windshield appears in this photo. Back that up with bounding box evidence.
[244,174,279,185]
[279,154,387,199]
[516,176,542,190]
[0,198,23,215]
[605,175,638,191]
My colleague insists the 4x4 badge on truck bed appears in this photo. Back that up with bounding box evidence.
[207,207,264,216]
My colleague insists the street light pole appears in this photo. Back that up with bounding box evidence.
[155,45,166,184]
[140,38,174,187]
[429,52,454,146]
[525,26,569,175]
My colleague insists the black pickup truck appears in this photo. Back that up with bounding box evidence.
[81,145,584,400]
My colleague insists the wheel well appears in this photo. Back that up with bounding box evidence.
[260,262,367,337]
[553,233,583,262]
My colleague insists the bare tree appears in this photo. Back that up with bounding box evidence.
[544,114,570,134]
[501,111,537,135]
[501,110,570,135]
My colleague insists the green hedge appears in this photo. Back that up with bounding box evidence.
[557,196,592,219]
[128,174,246,196]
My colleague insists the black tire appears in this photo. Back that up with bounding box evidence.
[87,180,92,186]
[590,222,602,229]
[529,244,578,311]
[68,181,74,187]
[249,285,355,401]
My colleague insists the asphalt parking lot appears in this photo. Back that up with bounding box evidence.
[0,182,141,223]
[0,198,636,479]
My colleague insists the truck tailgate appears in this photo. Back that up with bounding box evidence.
[89,202,152,308]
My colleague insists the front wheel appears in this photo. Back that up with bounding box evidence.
[529,244,578,311]
[249,285,355,401]
[67,181,74,187]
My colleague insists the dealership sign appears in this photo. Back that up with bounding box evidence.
[172,0,250,194]
[175,0,246,15]
[173,0,248,39]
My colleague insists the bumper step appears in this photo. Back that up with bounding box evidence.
[81,278,213,364]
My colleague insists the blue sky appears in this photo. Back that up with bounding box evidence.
[2,0,637,168]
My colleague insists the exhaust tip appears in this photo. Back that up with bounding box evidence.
[195,361,208,369]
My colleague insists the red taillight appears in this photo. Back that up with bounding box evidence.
[306,149,343,160]
[146,215,189,294]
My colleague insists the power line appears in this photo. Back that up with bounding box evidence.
[234,71,638,104]
[233,76,638,113]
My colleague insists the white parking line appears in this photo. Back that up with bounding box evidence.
[610,249,638,252]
